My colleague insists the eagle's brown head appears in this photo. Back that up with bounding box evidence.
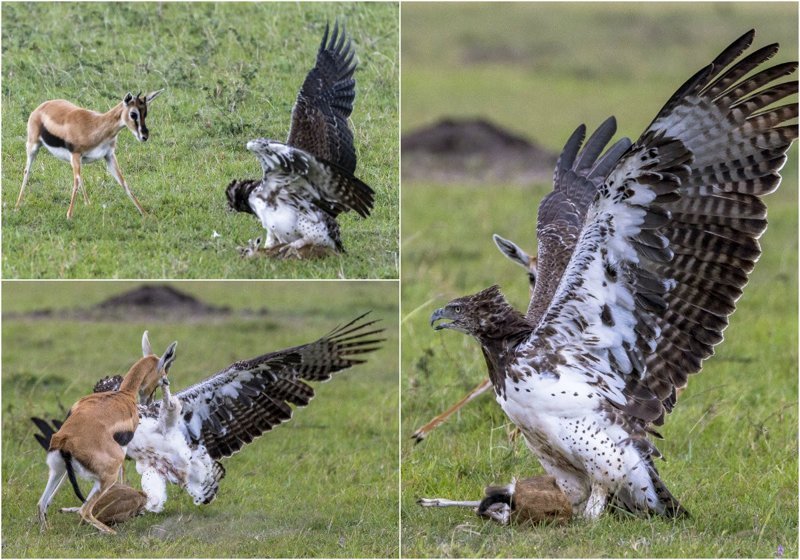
[430,285,531,342]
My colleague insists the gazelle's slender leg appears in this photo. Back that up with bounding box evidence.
[78,476,117,534]
[67,153,83,219]
[417,498,481,508]
[105,153,145,216]
[412,379,493,442]
[38,451,68,531]
[16,141,41,210]
[79,168,90,205]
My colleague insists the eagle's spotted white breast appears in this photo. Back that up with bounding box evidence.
[431,30,797,519]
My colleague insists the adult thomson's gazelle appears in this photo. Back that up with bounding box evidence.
[37,332,177,535]
[15,89,164,219]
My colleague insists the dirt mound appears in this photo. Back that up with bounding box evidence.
[7,285,268,322]
[96,285,228,315]
[402,118,557,184]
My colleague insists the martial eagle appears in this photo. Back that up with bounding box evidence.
[33,314,384,512]
[430,30,797,519]
[226,22,374,257]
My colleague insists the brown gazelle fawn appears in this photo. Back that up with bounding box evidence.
[37,332,177,535]
[419,475,572,525]
[16,89,164,219]
[412,234,537,443]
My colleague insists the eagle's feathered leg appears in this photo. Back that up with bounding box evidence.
[141,467,167,513]
[263,228,279,250]
[139,377,177,513]
[583,483,608,520]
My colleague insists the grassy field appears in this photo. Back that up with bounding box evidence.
[401,3,798,557]
[1,2,399,279]
[2,281,399,557]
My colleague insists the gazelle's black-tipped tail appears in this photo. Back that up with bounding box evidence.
[31,417,87,503]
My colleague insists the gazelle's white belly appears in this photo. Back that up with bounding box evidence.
[81,141,115,163]
[40,136,114,164]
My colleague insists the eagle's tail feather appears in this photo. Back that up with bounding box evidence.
[650,471,689,518]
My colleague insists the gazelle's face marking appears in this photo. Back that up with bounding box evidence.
[122,90,163,142]
[123,93,149,142]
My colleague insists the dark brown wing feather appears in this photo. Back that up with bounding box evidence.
[528,118,632,323]
[173,313,385,460]
[615,29,797,422]
[288,21,358,173]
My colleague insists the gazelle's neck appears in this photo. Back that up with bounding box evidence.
[102,102,127,133]
[119,356,158,396]
[74,102,128,149]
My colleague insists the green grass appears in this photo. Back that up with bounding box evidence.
[401,3,798,557]
[1,2,399,279]
[2,281,399,558]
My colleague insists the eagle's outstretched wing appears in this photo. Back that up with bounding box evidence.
[523,29,797,426]
[246,138,374,218]
[526,118,632,323]
[161,313,385,460]
[288,21,358,174]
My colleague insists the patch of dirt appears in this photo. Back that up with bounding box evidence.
[7,285,268,323]
[402,118,557,185]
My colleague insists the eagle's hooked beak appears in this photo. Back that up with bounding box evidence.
[430,307,451,331]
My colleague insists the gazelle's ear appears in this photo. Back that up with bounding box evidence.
[124,92,134,105]
[157,341,178,374]
[145,89,164,104]
[142,331,153,357]
[492,234,531,269]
